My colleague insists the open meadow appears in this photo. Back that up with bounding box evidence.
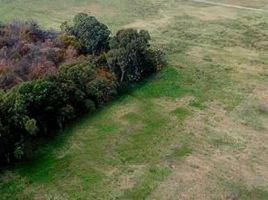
[0,0,268,199]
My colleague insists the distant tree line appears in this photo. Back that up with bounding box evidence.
[0,13,165,164]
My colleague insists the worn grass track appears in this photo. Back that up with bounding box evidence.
[190,0,268,12]
[0,0,268,199]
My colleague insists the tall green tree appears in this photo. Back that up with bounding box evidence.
[106,29,151,83]
[61,13,111,55]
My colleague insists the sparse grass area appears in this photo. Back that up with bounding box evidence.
[0,0,268,199]
[223,181,268,200]
[213,0,268,8]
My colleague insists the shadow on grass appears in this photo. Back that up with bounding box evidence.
[1,66,186,179]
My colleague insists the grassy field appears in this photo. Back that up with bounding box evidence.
[0,0,268,199]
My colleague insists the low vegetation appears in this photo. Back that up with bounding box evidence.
[0,13,165,164]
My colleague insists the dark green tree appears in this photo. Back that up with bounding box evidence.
[61,13,111,55]
[106,29,151,83]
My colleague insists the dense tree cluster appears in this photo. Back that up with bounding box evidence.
[0,13,165,164]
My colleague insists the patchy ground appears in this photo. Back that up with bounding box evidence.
[0,0,268,199]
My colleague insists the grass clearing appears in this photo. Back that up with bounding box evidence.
[0,0,268,199]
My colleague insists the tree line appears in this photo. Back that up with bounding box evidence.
[0,13,165,164]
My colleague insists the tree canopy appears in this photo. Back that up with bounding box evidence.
[61,13,111,55]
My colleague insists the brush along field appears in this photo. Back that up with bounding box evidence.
[0,0,268,199]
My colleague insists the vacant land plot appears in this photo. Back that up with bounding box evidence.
[0,0,268,199]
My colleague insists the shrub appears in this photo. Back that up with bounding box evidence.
[24,119,38,135]
[0,21,64,89]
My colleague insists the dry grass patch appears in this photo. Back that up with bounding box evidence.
[153,96,194,113]
[124,14,171,31]
[218,0,268,8]
[149,100,268,199]
[182,4,237,21]
[118,165,146,190]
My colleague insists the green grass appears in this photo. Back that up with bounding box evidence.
[134,67,187,98]
[1,0,268,199]
[171,107,191,120]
